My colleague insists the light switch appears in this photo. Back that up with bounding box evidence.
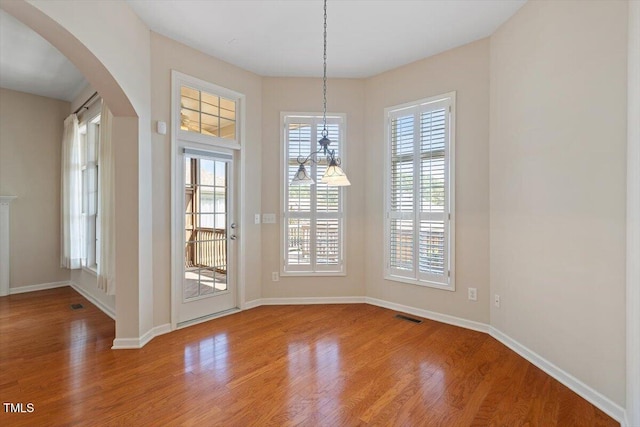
[156,121,167,135]
[254,214,261,224]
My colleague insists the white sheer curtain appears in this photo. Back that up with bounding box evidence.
[61,114,83,269]
[97,102,116,295]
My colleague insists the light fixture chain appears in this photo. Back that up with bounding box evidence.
[322,0,328,137]
[290,0,349,186]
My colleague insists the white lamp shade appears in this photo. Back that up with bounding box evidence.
[321,164,351,186]
[291,164,314,186]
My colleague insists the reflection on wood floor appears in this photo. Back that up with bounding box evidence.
[0,287,617,426]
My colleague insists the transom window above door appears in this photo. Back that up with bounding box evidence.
[180,85,236,140]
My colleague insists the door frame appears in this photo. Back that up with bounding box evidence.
[170,70,247,330]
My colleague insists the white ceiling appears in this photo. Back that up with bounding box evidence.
[128,0,526,78]
[0,10,87,102]
[0,1,525,102]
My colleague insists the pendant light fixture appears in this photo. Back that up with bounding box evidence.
[290,0,350,187]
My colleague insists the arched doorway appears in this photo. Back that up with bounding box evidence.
[0,0,154,347]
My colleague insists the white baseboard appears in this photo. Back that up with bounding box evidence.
[490,327,626,425]
[112,323,172,350]
[138,327,156,348]
[9,281,69,294]
[256,296,366,306]
[111,337,142,350]
[152,323,172,337]
[68,282,116,320]
[244,296,487,334]
[365,297,490,333]
[243,299,262,310]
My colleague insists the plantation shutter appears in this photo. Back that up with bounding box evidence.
[386,96,453,288]
[283,115,345,274]
[418,107,448,282]
[285,120,313,269]
[389,114,415,278]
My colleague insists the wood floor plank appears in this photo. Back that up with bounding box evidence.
[0,287,618,426]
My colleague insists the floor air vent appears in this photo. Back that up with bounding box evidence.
[395,314,422,324]
[70,303,84,310]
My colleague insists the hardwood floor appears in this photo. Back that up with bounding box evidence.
[0,287,617,426]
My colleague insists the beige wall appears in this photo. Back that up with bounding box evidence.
[364,39,491,324]
[0,88,70,288]
[261,77,366,298]
[150,32,263,325]
[489,0,627,405]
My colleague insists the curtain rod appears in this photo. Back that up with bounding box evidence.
[73,91,99,115]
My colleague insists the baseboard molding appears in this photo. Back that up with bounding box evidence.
[68,282,116,320]
[9,281,69,294]
[111,337,143,350]
[243,299,262,310]
[138,327,156,348]
[152,323,172,337]
[244,296,487,334]
[112,323,172,350]
[365,297,490,333]
[490,327,626,425]
[255,296,366,306]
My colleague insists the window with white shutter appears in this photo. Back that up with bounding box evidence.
[384,93,455,290]
[282,114,346,275]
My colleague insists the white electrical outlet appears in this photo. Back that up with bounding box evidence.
[271,272,279,282]
[494,294,501,308]
[468,288,477,301]
[254,214,261,224]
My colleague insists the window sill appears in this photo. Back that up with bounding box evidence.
[280,272,347,278]
[82,266,98,277]
[384,274,454,291]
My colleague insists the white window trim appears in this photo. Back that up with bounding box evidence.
[170,70,247,330]
[280,112,347,277]
[173,71,243,151]
[82,265,98,276]
[79,110,101,272]
[383,92,456,291]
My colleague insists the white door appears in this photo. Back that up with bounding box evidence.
[177,148,237,325]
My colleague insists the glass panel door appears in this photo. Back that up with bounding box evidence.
[178,150,236,325]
